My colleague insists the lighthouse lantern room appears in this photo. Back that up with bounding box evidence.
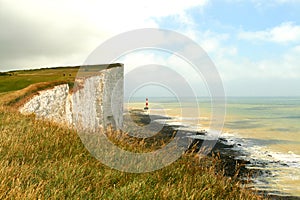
[144,98,149,110]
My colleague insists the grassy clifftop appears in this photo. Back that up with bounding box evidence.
[0,67,264,199]
[0,67,79,108]
[0,67,79,94]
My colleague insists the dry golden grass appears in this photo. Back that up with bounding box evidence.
[0,81,72,108]
[0,106,266,199]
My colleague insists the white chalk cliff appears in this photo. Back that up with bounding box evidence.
[19,65,124,132]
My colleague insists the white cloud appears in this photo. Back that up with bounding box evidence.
[117,49,210,97]
[173,27,238,59]
[0,0,208,71]
[265,0,300,4]
[160,14,300,83]
[238,22,300,44]
[214,44,300,82]
[234,0,300,7]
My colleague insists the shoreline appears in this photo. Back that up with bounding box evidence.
[126,109,300,199]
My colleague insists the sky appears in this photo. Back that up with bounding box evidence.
[0,0,300,96]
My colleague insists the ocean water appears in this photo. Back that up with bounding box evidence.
[125,97,300,197]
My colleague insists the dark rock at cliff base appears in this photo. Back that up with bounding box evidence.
[129,110,171,126]
[125,110,299,199]
[126,110,265,181]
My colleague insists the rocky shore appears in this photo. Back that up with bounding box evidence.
[126,109,261,178]
[126,109,300,200]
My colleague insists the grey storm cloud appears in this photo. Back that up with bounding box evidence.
[0,3,102,71]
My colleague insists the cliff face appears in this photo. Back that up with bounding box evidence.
[19,65,124,132]
[19,84,70,123]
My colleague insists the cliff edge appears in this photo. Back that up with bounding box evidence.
[19,64,124,132]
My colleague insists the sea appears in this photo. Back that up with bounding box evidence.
[125,96,300,197]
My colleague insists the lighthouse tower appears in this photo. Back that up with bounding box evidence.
[144,98,149,110]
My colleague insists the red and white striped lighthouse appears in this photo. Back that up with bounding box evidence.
[144,98,149,110]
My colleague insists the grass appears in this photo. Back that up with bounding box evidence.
[0,107,264,199]
[0,67,79,93]
[0,66,265,199]
[0,81,75,108]
[0,64,122,93]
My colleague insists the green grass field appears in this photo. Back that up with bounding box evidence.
[0,67,264,199]
[0,67,78,93]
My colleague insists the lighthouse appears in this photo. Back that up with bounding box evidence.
[144,98,149,110]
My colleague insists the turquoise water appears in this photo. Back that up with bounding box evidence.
[125,96,300,196]
[224,97,300,153]
[224,97,300,196]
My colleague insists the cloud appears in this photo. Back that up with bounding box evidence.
[150,8,300,94]
[238,22,300,44]
[0,0,208,71]
[214,44,300,82]
[261,0,300,4]
[1,0,298,96]
[233,0,300,7]
[118,49,210,97]
[212,44,300,96]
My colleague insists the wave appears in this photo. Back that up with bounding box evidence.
[220,132,300,195]
[153,112,300,195]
